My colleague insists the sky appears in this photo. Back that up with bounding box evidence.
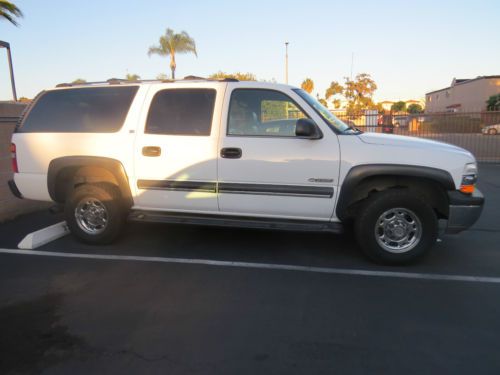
[0,0,499,102]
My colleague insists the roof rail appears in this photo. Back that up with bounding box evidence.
[183,75,205,80]
[217,78,239,82]
[55,75,240,88]
[55,80,126,88]
[183,75,239,82]
[106,78,128,85]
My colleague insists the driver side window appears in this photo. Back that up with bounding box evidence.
[228,89,307,137]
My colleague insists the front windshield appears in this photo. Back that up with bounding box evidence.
[293,89,351,133]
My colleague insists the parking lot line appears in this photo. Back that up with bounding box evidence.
[2,248,500,285]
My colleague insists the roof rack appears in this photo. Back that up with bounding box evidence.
[181,75,239,82]
[55,75,239,88]
[55,79,127,88]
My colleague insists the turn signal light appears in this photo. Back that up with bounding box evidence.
[460,184,475,194]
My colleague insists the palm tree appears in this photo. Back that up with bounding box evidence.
[148,28,197,79]
[0,0,23,26]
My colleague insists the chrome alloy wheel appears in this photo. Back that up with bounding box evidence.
[74,198,108,235]
[375,208,422,253]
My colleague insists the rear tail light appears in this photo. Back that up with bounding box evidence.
[10,143,18,173]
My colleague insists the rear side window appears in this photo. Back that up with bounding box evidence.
[19,86,138,133]
[146,89,216,136]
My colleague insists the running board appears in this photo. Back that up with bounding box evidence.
[128,211,343,233]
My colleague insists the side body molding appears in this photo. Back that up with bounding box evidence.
[335,164,456,219]
[47,156,133,206]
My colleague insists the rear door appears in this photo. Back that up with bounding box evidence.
[132,83,224,213]
[217,86,341,220]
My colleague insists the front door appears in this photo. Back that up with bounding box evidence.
[217,87,341,220]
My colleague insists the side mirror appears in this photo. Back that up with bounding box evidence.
[295,118,322,139]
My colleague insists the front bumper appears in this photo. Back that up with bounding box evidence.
[7,179,23,199]
[445,189,484,234]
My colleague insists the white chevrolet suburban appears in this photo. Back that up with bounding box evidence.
[9,78,484,264]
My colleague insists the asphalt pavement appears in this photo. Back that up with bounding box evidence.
[1,163,500,374]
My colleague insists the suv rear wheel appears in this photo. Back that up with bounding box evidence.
[65,183,124,244]
[355,189,438,264]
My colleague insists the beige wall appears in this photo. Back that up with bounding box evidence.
[0,102,50,222]
[426,78,500,113]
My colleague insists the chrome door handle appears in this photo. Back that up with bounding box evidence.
[142,146,161,157]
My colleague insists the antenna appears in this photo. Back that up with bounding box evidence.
[350,52,354,80]
[285,42,289,84]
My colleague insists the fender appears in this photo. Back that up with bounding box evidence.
[335,164,455,220]
[47,156,133,206]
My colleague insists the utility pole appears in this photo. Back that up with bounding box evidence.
[285,42,289,84]
[0,41,17,101]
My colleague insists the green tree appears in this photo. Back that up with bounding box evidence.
[343,73,378,115]
[391,101,407,112]
[126,73,140,81]
[301,78,314,93]
[148,28,197,79]
[375,102,386,114]
[486,94,500,111]
[325,81,344,109]
[0,0,23,26]
[71,78,87,84]
[209,71,257,81]
[407,103,423,114]
[331,99,342,109]
[325,81,343,99]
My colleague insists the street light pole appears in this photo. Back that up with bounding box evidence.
[285,42,289,84]
[0,41,18,101]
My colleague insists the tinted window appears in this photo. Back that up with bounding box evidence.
[228,89,307,137]
[146,89,216,135]
[20,86,138,133]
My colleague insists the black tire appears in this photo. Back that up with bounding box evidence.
[489,128,498,135]
[65,183,124,244]
[354,189,438,265]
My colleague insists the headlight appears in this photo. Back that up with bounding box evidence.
[460,163,478,194]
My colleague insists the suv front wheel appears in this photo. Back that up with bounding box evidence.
[65,183,124,244]
[355,190,438,264]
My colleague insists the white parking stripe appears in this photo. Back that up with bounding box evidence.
[1,248,500,284]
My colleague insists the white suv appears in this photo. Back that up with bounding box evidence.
[9,78,484,264]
